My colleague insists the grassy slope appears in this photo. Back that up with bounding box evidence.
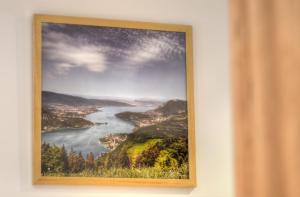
[127,139,162,167]
[96,115,189,178]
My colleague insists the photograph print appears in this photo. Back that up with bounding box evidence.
[33,15,195,187]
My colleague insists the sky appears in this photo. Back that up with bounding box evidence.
[42,22,187,100]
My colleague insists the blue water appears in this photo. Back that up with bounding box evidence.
[42,106,154,158]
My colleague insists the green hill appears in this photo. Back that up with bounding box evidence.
[97,113,189,178]
[115,111,150,125]
[154,99,187,116]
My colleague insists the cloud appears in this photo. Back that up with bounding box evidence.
[125,34,185,67]
[43,32,107,75]
[42,24,186,75]
[129,38,163,63]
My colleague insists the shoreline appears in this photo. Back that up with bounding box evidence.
[42,105,157,153]
[41,125,93,133]
[42,106,103,133]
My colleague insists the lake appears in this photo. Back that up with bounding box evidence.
[42,105,154,158]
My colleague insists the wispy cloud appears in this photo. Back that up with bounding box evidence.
[128,35,185,64]
[42,23,185,75]
[43,32,107,75]
[42,23,187,99]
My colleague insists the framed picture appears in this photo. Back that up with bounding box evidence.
[33,14,196,187]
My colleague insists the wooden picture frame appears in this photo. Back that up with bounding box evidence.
[33,14,196,187]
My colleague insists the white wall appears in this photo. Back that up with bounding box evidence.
[0,0,233,196]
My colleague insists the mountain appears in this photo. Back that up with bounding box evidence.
[42,91,132,107]
[153,99,187,116]
[130,99,164,107]
[115,112,150,124]
[115,99,187,127]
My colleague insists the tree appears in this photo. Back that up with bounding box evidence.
[136,145,160,168]
[78,152,85,171]
[86,152,95,170]
[120,155,131,168]
[41,143,62,174]
[41,142,51,175]
[67,149,87,173]
[60,145,69,173]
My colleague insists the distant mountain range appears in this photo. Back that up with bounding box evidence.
[42,91,132,107]
[65,94,165,107]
